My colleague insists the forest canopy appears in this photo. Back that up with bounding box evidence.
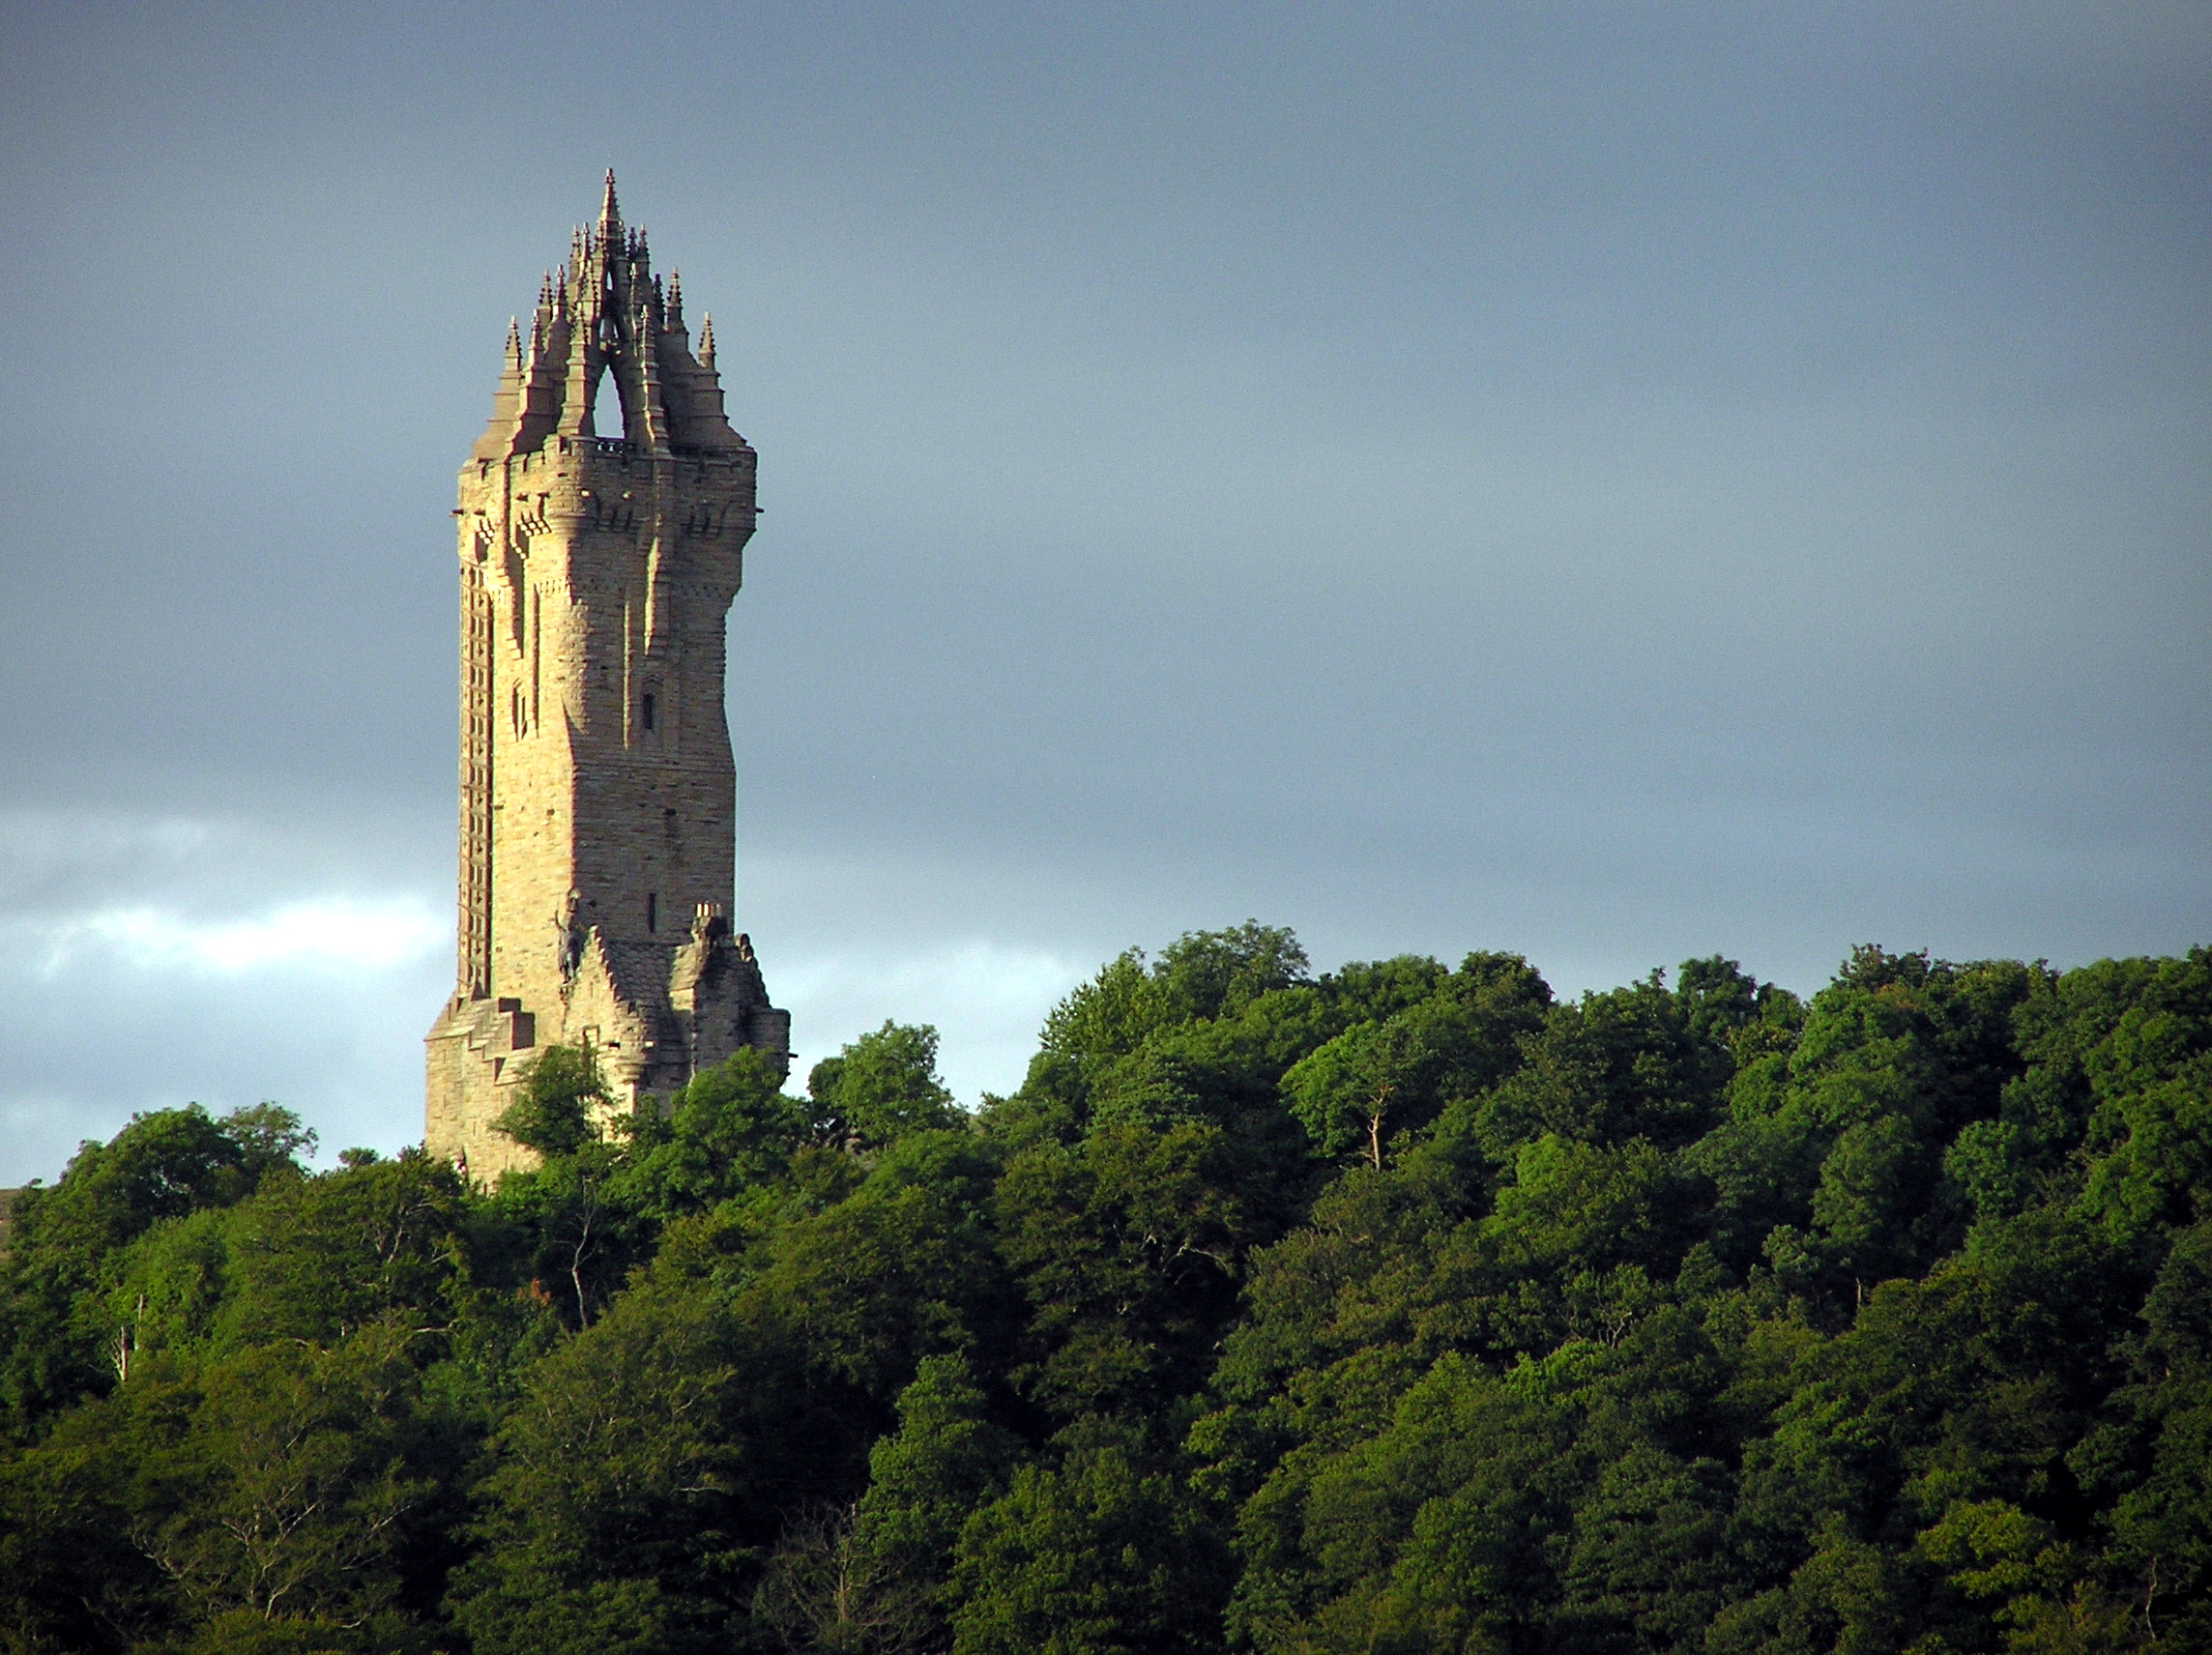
[1,928,2208,1654]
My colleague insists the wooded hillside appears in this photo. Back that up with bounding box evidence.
[3,928,2206,1654]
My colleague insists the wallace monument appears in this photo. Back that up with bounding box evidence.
[425,176,789,1178]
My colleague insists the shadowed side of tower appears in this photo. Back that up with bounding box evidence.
[425,174,789,1179]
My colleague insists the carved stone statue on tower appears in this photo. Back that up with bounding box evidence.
[424,174,790,1178]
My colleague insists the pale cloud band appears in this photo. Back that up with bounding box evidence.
[17,897,449,979]
[0,812,1092,1183]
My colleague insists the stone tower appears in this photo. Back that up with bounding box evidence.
[425,174,788,1179]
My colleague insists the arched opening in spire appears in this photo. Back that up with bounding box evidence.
[587,365,628,441]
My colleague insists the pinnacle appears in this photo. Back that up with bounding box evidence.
[599,169,622,231]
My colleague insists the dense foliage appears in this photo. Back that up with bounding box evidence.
[2,928,2207,1653]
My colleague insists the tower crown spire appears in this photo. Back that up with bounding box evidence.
[468,175,743,462]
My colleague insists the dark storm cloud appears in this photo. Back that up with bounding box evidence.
[0,2,2204,1180]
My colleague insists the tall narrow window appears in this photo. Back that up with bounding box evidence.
[642,692,655,731]
[646,892,657,934]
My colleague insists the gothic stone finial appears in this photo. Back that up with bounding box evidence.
[697,312,715,369]
[599,169,622,232]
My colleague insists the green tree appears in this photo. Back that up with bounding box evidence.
[995,1119,1253,1417]
[0,1326,450,1653]
[1013,924,1314,1145]
[856,1352,1022,1608]
[619,1046,809,1221]
[753,1500,936,1655]
[0,1103,312,1431]
[495,1043,610,1158]
[1282,957,1547,1169]
[493,1043,644,1329]
[449,1263,767,1655]
[739,1131,1016,1408]
[216,1148,473,1348]
[950,1419,1226,1655]
[1227,1352,1577,1655]
[1284,1015,1438,1169]
[808,1023,960,1151]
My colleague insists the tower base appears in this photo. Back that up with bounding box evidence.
[425,915,789,1181]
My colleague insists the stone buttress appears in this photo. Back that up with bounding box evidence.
[425,174,788,1179]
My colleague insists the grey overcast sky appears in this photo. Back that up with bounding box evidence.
[1,1,2205,1181]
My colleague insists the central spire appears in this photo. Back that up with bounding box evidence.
[468,174,746,463]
